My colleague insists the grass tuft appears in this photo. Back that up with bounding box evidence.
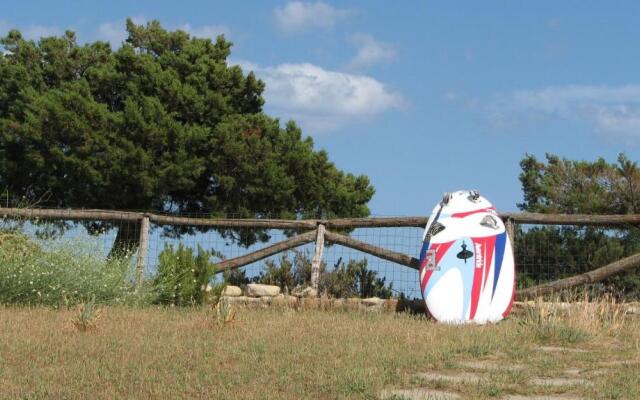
[71,296,102,332]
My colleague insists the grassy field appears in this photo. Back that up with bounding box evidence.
[1,303,639,400]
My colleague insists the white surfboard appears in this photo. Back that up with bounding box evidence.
[418,190,515,324]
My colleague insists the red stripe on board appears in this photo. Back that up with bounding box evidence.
[420,241,454,292]
[471,236,496,289]
[451,207,496,218]
[468,236,497,321]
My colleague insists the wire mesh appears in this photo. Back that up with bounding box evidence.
[2,208,639,299]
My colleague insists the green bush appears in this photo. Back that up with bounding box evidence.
[153,243,218,306]
[257,251,393,299]
[0,232,151,307]
[320,258,393,299]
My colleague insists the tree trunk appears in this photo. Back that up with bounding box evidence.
[109,220,142,258]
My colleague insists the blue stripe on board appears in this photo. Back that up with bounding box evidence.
[492,232,507,299]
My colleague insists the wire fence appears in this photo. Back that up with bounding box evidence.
[1,207,640,300]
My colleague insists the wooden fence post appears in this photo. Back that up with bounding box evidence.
[505,217,515,243]
[310,224,326,289]
[135,215,150,285]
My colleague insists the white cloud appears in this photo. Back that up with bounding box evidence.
[347,33,396,69]
[236,61,405,133]
[0,20,64,41]
[180,24,229,39]
[22,25,62,40]
[486,85,640,139]
[95,18,229,48]
[96,17,146,47]
[97,21,128,46]
[273,1,353,33]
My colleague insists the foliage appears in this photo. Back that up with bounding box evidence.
[517,153,640,297]
[153,243,217,306]
[320,258,394,299]
[519,153,639,214]
[254,251,393,298]
[222,267,251,286]
[258,250,321,291]
[0,232,151,307]
[0,20,375,250]
[214,296,236,326]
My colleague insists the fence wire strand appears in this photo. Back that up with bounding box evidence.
[2,208,639,299]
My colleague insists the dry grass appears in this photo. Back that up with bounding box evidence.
[0,303,638,399]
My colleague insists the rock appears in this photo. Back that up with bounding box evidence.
[362,297,386,308]
[300,297,320,310]
[292,286,318,298]
[245,283,281,297]
[272,294,298,307]
[413,371,484,384]
[346,298,361,310]
[222,285,242,297]
[380,388,461,400]
[530,377,593,387]
[221,296,261,308]
[332,298,346,309]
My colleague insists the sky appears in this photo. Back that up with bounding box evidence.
[3,1,640,216]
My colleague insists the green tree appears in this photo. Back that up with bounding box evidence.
[0,20,375,253]
[517,153,640,297]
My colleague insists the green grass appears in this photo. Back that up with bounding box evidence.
[0,305,638,399]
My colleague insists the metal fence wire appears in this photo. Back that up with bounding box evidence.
[1,208,639,299]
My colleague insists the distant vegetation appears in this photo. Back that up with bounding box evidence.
[517,153,640,297]
[0,230,393,308]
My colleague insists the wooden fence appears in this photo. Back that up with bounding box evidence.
[2,207,640,300]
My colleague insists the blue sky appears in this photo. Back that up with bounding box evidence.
[3,1,640,215]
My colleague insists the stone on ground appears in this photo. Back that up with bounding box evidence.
[503,395,583,400]
[530,377,592,387]
[245,283,281,297]
[536,346,587,353]
[412,371,484,384]
[222,285,242,297]
[379,388,461,400]
[458,360,523,371]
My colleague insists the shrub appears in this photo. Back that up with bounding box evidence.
[257,251,393,298]
[0,232,150,307]
[320,258,393,299]
[153,243,217,306]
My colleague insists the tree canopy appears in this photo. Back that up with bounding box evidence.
[516,153,640,297]
[519,153,639,214]
[0,19,374,226]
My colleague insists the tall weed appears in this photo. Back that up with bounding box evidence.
[0,232,151,307]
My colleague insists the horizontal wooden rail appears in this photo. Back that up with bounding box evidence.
[0,207,144,222]
[324,230,421,270]
[213,230,317,272]
[149,214,317,229]
[502,212,640,226]
[325,217,428,228]
[516,251,640,299]
[2,207,639,228]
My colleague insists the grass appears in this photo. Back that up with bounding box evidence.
[0,304,638,399]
